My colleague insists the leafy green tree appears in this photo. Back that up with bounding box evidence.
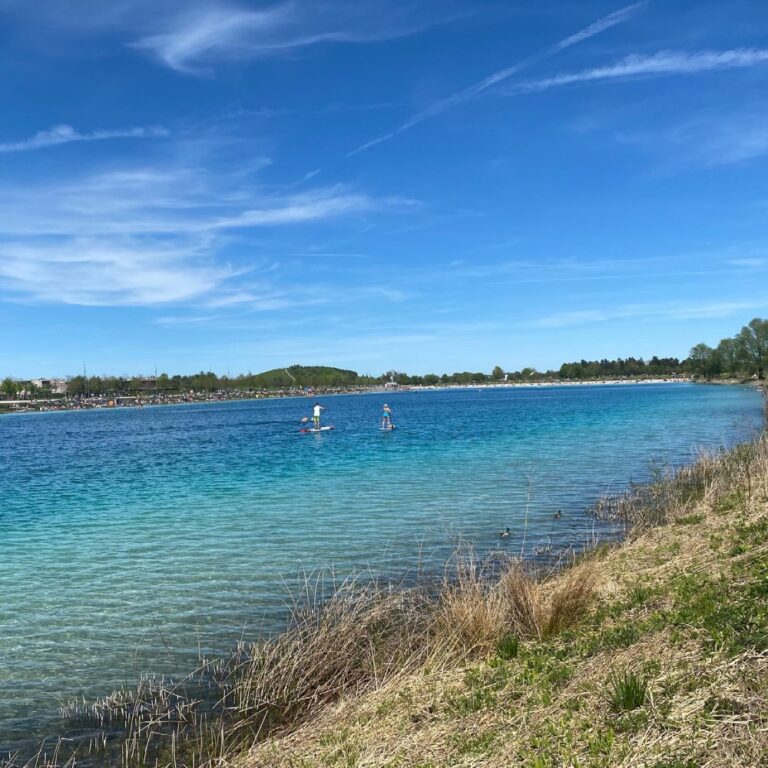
[1,377,17,397]
[687,343,717,377]
[491,365,505,380]
[716,338,739,377]
[67,376,87,396]
[87,376,103,395]
[736,318,768,379]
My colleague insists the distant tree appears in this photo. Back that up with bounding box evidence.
[67,375,87,396]
[716,338,739,378]
[491,365,505,380]
[687,343,717,377]
[87,376,103,395]
[1,377,17,397]
[736,318,768,379]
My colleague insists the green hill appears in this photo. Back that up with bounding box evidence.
[248,365,361,389]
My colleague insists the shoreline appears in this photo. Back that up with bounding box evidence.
[0,377,700,416]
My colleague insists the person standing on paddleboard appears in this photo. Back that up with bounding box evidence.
[313,402,325,430]
[381,403,393,429]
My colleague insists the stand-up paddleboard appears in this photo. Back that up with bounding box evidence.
[300,425,335,433]
[379,425,397,431]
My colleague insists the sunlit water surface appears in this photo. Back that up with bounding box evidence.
[0,383,763,749]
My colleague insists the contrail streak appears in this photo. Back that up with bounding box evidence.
[348,2,646,156]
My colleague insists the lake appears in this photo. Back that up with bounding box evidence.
[0,383,763,751]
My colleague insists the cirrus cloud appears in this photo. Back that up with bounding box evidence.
[516,48,768,93]
[0,163,412,306]
[0,124,169,153]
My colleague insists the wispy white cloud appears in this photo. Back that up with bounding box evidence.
[211,187,378,229]
[128,0,463,74]
[155,314,220,326]
[349,2,645,155]
[131,5,289,73]
[0,163,411,306]
[0,124,168,153]
[730,257,767,268]
[518,48,768,93]
[617,107,768,167]
[1,0,466,73]
[536,299,768,328]
[0,239,230,306]
[0,170,382,239]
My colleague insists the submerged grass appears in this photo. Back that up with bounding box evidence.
[5,426,768,768]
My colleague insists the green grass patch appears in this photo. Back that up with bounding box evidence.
[676,513,704,526]
[448,686,497,716]
[450,729,497,755]
[607,670,649,712]
[669,554,768,653]
[496,634,519,660]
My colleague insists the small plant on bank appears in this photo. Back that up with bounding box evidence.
[626,583,652,606]
[496,634,519,660]
[607,669,649,712]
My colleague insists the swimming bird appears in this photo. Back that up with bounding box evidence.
[499,527,511,539]
[553,510,562,520]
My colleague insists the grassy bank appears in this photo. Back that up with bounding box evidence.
[239,435,768,768]
[10,433,768,768]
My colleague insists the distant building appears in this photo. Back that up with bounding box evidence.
[31,378,67,394]
[384,381,399,389]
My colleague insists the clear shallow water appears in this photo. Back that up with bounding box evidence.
[0,383,763,748]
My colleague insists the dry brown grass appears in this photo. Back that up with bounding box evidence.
[544,561,599,637]
[228,551,598,745]
[227,577,433,744]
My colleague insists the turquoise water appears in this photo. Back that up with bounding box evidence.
[0,383,763,749]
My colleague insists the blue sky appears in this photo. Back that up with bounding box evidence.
[2,0,768,377]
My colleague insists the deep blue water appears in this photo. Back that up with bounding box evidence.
[0,383,763,747]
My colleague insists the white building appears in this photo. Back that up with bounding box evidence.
[30,378,67,394]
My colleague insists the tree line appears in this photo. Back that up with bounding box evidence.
[2,318,765,398]
[687,318,768,379]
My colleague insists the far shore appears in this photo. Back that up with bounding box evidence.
[0,377,703,416]
[4,376,766,418]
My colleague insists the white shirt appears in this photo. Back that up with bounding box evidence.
[313,404,322,417]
